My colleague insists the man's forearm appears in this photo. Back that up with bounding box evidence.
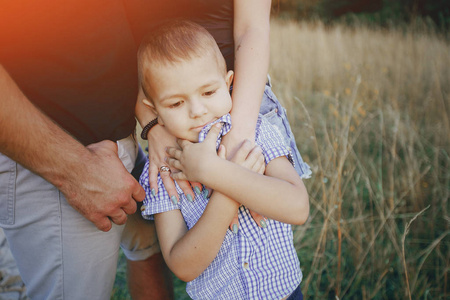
[0,65,145,231]
[0,65,90,188]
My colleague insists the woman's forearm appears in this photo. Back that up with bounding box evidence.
[230,0,271,139]
[231,27,270,137]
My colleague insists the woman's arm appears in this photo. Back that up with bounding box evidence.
[222,0,271,154]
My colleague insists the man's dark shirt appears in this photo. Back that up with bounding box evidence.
[0,0,233,145]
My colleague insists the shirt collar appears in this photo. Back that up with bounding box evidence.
[198,113,232,149]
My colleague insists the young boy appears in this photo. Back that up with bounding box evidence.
[137,20,310,299]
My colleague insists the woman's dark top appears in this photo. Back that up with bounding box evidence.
[0,0,233,145]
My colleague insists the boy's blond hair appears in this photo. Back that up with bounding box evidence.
[138,20,227,100]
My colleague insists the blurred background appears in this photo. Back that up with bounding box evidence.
[113,1,450,299]
[0,1,447,300]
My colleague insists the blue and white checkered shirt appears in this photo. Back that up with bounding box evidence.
[140,113,308,299]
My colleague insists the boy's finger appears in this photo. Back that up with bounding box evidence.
[166,157,183,171]
[166,147,182,160]
[170,171,188,181]
[244,145,263,170]
[217,144,227,159]
[232,139,252,163]
[177,138,192,149]
[203,123,223,145]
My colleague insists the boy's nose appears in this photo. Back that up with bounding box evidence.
[189,99,208,118]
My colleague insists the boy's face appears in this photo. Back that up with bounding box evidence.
[144,53,233,142]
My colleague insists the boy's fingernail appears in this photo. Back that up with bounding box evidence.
[232,224,238,234]
[171,196,178,205]
[186,194,193,203]
[194,186,201,194]
[151,188,156,196]
[260,219,267,228]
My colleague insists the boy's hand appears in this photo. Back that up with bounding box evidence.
[167,124,268,230]
[166,123,224,183]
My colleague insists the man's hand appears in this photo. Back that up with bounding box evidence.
[61,140,145,232]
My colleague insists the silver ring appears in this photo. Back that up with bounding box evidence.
[159,166,171,173]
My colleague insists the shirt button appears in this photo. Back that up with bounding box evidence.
[243,262,249,269]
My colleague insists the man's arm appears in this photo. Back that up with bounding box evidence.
[0,65,144,231]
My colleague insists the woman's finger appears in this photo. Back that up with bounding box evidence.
[176,179,195,203]
[191,182,203,195]
[148,160,160,195]
[229,210,240,234]
[160,170,179,205]
[249,210,267,228]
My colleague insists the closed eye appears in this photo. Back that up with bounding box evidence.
[203,90,216,97]
[169,101,183,108]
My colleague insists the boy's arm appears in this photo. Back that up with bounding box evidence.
[168,125,309,225]
[154,191,239,282]
[153,138,264,282]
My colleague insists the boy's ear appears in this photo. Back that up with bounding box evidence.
[142,98,163,125]
[225,70,234,89]
[143,98,157,112]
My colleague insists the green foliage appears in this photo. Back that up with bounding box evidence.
[271,0,450,29]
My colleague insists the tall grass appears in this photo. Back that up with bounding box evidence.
[269,19,449,299]
[113,19,449,299]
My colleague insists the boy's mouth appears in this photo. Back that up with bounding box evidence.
[192,119,217,131]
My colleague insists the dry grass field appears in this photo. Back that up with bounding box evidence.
[113,19,449,299]
[268,19,449,299]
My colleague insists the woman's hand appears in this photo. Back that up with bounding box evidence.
[146,124,202,202]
